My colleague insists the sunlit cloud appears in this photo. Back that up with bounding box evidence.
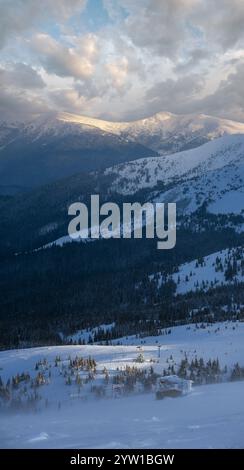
[1,0,244,121]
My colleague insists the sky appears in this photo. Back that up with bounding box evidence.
[1,0,244,122]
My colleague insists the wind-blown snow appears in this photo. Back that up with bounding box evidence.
[1,381,244,449]
[1,321,244,448]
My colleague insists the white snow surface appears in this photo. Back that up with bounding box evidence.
[1,321,244,448]
[105,134,244,217]
[107,134,244,195]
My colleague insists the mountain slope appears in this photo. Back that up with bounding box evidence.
[152,161,244,216]
[172,246,244,295]
[105,134,244,217]
[107,134,244,195]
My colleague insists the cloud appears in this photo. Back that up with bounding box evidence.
[49,88,87,112]
[75,79,107,100]
[193,0,244,51]
[118,0,200,58]
[141,60,244,122]
[1,0,244,122]
[145,73,205,115]
[0,0,87,49]
[174,49,210,74]
[0,63,45,89]
[191,62,244,121]
[49,86,108,117]
[106,57,129,91]
[0,86,49,120]
[0,62,47,120]
[114,0,244,58]
[31,34,96,80]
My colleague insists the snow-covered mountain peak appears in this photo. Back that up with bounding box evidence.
[2,110,244,154]
[54,110,244,153]
[55,110,244,138]
[56,111,128,134]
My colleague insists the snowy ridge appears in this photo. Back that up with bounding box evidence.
[150,246,244,295]
[58,111,244,152]
[153,162,244,215]
[173,246,244,294]
[2,110,244,151]
[106,134,244,216]
[41,233,94,249]
[0,112,125,149]
[106,134,244,195]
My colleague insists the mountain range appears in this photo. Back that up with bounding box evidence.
[1,111,244,193]
[57,111,244,152]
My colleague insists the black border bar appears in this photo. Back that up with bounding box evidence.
[0,449,242,466]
